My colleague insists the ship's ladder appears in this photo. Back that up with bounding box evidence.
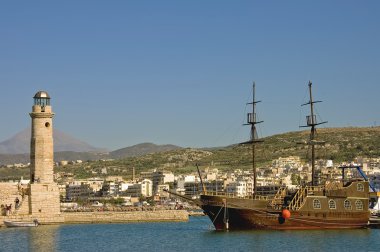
[288,187,307,211]
[269,186,287,209]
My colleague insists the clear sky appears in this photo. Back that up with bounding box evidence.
[0,1,379,151]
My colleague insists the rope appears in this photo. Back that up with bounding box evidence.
[208,205,226,230]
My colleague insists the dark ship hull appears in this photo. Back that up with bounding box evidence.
[202,202,368,230]
[200,181,370,230]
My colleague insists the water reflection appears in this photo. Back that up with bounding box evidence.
[27,225,59,252]
[1,218,379,252]
[203,228,374,252]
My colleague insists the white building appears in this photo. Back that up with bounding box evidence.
[163,172,175,184]
[122,179,153,198]
[119,182,134,192]
[225,178,253,197]
[141,179,153,197]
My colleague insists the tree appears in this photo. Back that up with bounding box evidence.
[291,173,300,185]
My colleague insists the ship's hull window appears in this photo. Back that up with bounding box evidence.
[357,183,364,192]
[328,199,336,209]
[313,199,321,209]
[344,199,352,210]
[355,200,363,210]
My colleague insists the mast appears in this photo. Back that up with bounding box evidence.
[245,82,263,195]
[196,163,207,194]
[300,81,327,186]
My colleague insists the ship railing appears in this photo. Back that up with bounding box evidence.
[288,186,307,211]
[203,191,268,200]
[305,185,325,196]
[254,195,269,200]
[325,181,343,191]
[204,191,238,197]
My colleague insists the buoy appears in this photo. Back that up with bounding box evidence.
[282,209,291,219]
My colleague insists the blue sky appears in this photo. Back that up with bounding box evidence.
[0,1,379,150]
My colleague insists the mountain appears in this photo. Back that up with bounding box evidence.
[110,143,182,159]
[0,128,107,154]
[0,153,29,166]
[0,131,181,165]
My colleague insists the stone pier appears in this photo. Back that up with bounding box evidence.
[0,210,188,227]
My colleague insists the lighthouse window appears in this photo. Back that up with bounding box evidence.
[355,200,363,210]
[313,199,321,209]
[328,199,336,209]
[357,183,364,192]
[34,98,50,106]
[45,122,50,128]
[344,200,352,210]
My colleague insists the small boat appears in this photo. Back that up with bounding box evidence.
[369,213,380,228]
[369,198,380,228]
[3,219,39,227]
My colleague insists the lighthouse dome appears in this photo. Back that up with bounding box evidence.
[33,90,51,107]
[33,91,50,99]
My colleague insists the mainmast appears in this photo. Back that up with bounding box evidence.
[245,82,263,195]
[300,81,327,186]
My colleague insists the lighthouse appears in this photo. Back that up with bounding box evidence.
[28,91,62,222]
[30,91,54,184]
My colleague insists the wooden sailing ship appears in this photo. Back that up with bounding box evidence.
[199,81,370,230]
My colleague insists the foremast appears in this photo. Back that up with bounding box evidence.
[300,81,327,186]
[244,82,263,195]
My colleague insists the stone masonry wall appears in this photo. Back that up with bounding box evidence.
[62,210,189,224]
[0,210,188,227]
[0,182,25,216]
[0,183,18,205]
[29,183,61,215]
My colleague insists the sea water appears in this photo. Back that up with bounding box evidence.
[0,216,379,252]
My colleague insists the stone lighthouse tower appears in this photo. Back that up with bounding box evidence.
[28,91,62,222]
[30,91,54,183]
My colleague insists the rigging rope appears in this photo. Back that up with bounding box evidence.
[211,205,225,226]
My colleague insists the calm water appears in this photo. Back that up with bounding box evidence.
[0,216,379,252]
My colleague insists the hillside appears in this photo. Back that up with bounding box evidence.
[2,126,380,180]
[52,126,380,180]
[198,127,380,168]
[110,143,182,159]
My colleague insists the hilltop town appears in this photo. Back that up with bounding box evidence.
[2,125,380,209]
[2,148,380,209]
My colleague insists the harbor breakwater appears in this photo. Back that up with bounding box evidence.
[0,210,189,227]
[62,210,189,224]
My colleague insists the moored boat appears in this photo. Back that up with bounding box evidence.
[4,219,39,228]
[199,81,371,230]
[369,195,380,228]
[369,215,380,228]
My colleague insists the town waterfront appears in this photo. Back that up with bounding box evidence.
[0,216,379,252]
